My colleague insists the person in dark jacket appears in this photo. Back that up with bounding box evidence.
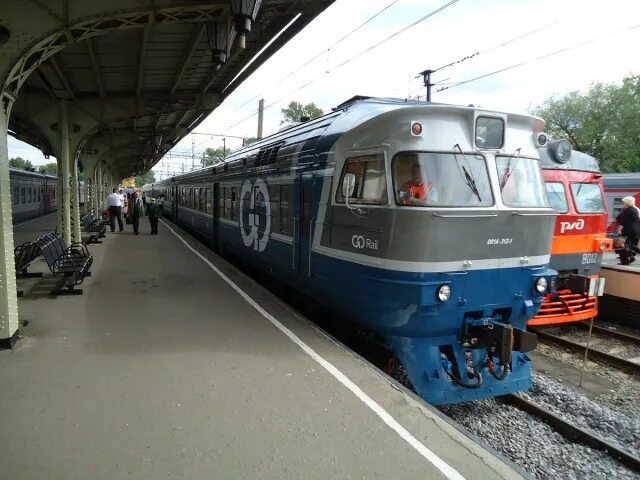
[130,190,144,235]
[616,196,640,264]
[147,198,160,235]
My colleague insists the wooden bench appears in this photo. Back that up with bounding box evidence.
[36,233,93,295]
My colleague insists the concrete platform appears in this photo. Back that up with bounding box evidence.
[3,215,528,480]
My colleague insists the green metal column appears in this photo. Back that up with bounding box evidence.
[0,108,19,348]
[70,154,81,243]
[96,162,103,213]
[83,156,98,217]
[59,101,71,245]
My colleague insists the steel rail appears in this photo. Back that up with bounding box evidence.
[502,394,640,473]
[574,321,640,346]
[530,327,640,374]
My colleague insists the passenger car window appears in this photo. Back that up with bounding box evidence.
[571,183,605,213]
[393,152,493,207]
[545,182,568,213]
[280,185,292,235]
[336,154,387,205]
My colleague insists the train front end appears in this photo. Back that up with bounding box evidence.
[324,102,556,404]
[528,145,611,326]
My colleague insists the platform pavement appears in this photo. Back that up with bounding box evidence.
[2,215,530,480]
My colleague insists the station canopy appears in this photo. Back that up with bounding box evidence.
[1,0,334,178]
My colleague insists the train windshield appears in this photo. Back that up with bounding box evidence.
[571,183,605,213]
[545,182,568,213]
[392,152,493,207]
[496,156,548,208]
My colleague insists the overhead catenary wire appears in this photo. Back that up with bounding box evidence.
[436,22,640,93]
[224,0,462,132]
[226,0,402,118]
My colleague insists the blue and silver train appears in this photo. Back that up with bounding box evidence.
[145,96,557,404]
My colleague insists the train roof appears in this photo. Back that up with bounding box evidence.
[538,146,600,173]
[154,96,545,186]
[602,172,640,189]
[9,167,56,180]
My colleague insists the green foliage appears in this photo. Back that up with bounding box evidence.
[135,170,156,186]
[9,157,33,171]
[280,101,324,124]
[38,162,57,175]
[531,75,640,172]
[204,147,227,166]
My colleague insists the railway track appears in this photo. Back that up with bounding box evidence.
[530,326,640,375]
[575,321,640,346]
[501,394,640,473]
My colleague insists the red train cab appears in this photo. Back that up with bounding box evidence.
[529,140,612,325]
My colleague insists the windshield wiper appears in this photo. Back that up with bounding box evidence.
[499,148,521,191]
[454,144,482,202]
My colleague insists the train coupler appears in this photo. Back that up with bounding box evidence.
[460,318,537,366]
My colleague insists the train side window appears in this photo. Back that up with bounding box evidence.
[21,187,26,204]
[221,187,228,218]
[230,187,237,220]
[205,188,212,214]
[545,182,568,213]
[280,185,292,234]
[33,188,36,203]
[27,188,31,203]
[199,188,204,211]
[336,154,387,205]
[13,187,18,205]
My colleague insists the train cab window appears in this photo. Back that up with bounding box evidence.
[545,182,568,213]
[21,188,26,204]
[205,188,212,214]
[571,183,605,213]
[336,154,387,205]
[13,187,18,205]
[393,152,493,207]
[475,117,504,149]
[496,155,548,208]
[279,185,292,234]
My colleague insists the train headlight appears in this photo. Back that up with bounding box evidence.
[548,139,572,163]
[436,284,451,302]
[535,277,548,293]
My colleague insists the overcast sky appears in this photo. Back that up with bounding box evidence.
[9,0,640,177]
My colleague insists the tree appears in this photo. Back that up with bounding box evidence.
[135,170,156,186]
[204,146,238,166]
[38,162,57,175]
[9,157,33,171]
[280,101,323,124]
[531,75,640,172]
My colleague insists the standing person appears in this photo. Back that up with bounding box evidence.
[106,188,123,232]
[616,196,640,265]
[130,190,144,235]
[147,198,160,235]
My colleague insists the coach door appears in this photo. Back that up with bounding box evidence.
[172,185,179,221]
[212,182,220,252]
[297,173,314,277]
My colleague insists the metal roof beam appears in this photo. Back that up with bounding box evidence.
[170,24,205,95]
[136,26,151,97]
[49,56,75,100]
[86,38,105,99]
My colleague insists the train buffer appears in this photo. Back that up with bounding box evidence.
[3,215,529,480]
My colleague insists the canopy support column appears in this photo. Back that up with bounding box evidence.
[58,100,71,245]
[0,108,19,348]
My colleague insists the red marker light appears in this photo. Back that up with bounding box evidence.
[411,121,423,136]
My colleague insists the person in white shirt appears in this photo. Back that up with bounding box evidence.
[106,188,123,232]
